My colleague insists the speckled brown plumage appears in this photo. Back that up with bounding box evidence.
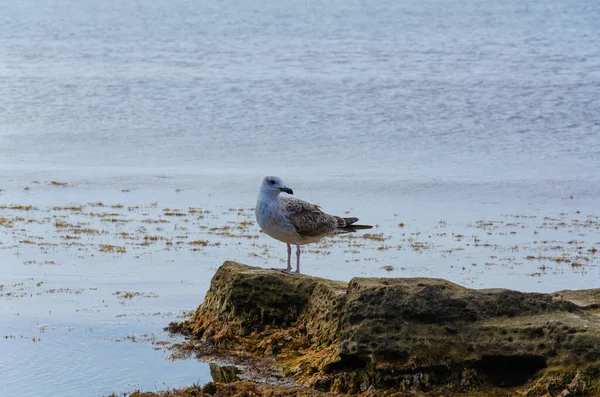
[281,197,369,238]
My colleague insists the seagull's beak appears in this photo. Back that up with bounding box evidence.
[279,186,293,195]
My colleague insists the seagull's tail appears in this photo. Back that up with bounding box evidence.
[337,217,373,233]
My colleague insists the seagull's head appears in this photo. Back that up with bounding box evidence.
[261,176,293,196]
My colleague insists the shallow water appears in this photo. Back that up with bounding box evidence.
[1,175,598,396]
[1,0,600,395]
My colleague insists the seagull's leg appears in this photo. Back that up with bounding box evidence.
[293,244,301,274]
[272,244,293,273]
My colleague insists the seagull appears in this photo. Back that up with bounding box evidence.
[255,176,373,274]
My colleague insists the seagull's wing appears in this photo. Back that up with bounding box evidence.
[281,197,342,237]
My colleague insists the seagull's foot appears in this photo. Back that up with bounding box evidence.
[271,267,293,274]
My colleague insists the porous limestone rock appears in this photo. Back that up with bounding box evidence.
[169,261,600,396]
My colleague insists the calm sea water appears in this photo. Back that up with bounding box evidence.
[2,0,600,180]
[1,0,599,396]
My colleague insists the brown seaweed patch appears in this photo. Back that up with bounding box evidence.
[39,288,84,295]
[141,218,170,224]
[106,381,330,397]
[113,291,159,299]
[99,244,127,253]
[188,240,209,246]
[52,205,83,211]
[70,227,102,235]
[1,205,36,211]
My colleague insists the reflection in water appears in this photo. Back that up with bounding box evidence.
[209,363,242,383]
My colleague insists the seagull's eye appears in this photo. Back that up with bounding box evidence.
[269,180,275,185]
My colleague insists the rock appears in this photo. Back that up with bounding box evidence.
[170,261,600,396]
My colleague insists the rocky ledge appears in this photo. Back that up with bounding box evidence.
[168,261,600,396]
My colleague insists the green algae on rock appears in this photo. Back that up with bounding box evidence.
[168,261,600,396]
